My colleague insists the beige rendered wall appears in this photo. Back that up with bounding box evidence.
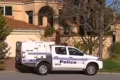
[0,2,59,26]
[5,31,42,57]
[111,24,120,42]
[0,2,34,23]
[21,1,59,25]
[34,2,59,25]
[114,24,120,42]
[24,3,35,11]
[0,3,24,21]
[5,30,112,59]
[24,3,35,23]
[12,4,24,21]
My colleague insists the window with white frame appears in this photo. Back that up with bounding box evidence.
[0,6,12,16]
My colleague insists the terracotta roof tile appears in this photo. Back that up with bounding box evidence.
[116,20,120,24]
[5,17,43,30]
[112,20,120,25]
[0,0,58,2]
[0,0,33,2]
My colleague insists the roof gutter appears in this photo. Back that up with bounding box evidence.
[11,29,44,35]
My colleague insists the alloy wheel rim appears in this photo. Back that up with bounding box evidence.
[87,66,95,74]
[39,65,47,74]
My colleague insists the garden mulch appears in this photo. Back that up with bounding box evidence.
[4,57,17,71]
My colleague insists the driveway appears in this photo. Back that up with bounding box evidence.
[0,71,120,80]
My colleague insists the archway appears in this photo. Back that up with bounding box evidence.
[38,6,54,27]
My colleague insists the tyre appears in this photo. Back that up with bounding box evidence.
[36,63,50,75]
[85,63,98,76]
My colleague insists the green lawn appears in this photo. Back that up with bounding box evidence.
[100,55,120,73]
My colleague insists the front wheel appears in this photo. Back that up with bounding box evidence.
[85,63,98,76]
[36,63,49,75]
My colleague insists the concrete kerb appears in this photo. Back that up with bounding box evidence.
[98,72,120,75]
[0,70,120,75]
[0,70,19,73]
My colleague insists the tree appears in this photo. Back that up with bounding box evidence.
[59,0,119,58]
[0,9,12,70]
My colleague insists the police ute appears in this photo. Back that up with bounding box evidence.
[15,41,103,76]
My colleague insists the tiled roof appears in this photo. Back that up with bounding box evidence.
[115,20,120,24]
[0,0,58,2]
[5,17,42,30]
[0,0,33,2]
[112,20,120,25]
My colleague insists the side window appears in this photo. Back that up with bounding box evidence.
[68,48,83,56]
[55,47,67,55]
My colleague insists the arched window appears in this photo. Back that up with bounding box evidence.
[38,6,54,27]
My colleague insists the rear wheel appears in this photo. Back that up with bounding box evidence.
[85,63,98,76]
[36,63,50,75]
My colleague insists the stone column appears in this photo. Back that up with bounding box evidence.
[43,16,48,27]
[33,12,38,25]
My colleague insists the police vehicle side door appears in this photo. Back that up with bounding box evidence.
[67,47,85,69]
[52,46,69,69]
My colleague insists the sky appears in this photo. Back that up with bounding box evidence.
[106,0,113,5]
[106,0,120,5]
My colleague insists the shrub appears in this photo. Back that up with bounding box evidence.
[0,60,5,70]
[109,42,120,58]
[0,9,12,70]
[74,41,89,53]
[44,26,55,37]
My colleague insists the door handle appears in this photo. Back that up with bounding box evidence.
[69,57,73,58]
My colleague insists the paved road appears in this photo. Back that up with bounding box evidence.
[0,72,120,80]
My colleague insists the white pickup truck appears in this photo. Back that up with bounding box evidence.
[15,41,103,76]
